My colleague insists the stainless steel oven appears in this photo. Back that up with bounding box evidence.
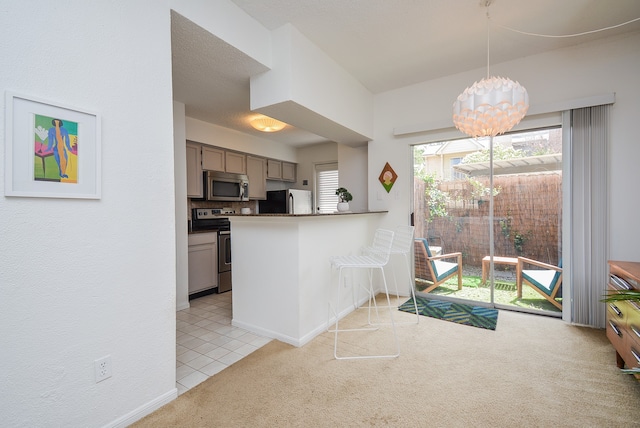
[217,231,232,293]
[191,209,232,293]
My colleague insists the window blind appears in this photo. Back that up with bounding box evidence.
[569,105,610,328]
[316,163,339,214]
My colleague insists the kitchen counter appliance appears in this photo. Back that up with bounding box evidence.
[191,208,233,293]
[203,171,249,202]
[258,189,313,214]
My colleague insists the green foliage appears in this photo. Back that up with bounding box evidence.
[601,290,640,303]
[335,187,353,202]
[513,230,532,254]
[468,178,500,199]
[421,173,450,222]
[499,211,512,238]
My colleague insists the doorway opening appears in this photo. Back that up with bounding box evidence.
[412,127,563,316]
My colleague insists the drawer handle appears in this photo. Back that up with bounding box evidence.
[632,325,640,340]
[632,348,640,365]
[609,321,622,337]
[609,303,623,317]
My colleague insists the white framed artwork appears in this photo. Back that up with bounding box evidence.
[4,91,101,199]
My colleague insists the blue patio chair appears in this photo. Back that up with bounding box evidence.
[516,257,562,310]
[414,238,462,293]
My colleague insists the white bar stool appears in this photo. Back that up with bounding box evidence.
[328,228,399,360]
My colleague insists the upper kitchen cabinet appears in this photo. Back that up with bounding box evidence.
[186,141,203,198]
[201,146,246,174]
[202,146,225,172]
[266,159,281,180]
[267,159,296,182]
[282,162,296,182]
[246,156,266,200]
[225,151,246,175]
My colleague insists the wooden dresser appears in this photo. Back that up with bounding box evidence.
[606,261,640,373]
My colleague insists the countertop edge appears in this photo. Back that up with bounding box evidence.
[226,210,388,217]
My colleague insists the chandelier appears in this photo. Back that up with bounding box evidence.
[452,2,529,138]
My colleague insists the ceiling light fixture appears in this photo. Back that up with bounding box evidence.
[452,0,529,138]
[250,116,287,132]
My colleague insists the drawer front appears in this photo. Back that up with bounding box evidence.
[606,314,625,351]
[628,308,640,368]
[629,344,640,368]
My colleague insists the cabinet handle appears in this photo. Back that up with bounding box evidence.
[632,348,640,365]
[631,325,640,340]
[609,303,623,317]
[609,321,622,337]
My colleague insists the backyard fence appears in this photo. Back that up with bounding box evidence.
[414,171,562,268]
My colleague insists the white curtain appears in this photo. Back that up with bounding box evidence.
[569,105,610,328]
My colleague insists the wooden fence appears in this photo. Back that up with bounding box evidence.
[413,172,562,267]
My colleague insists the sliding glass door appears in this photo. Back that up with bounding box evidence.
[412,127,563,315]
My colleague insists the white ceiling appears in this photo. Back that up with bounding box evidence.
[171,0,640,147]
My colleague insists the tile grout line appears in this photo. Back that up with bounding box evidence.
[175,292,271,395]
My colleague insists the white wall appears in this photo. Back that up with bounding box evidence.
[0,2,177,427]
[338,144,369,213]
[295,142,338,202]
[370,32,640,264]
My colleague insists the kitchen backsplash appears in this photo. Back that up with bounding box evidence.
[188,199,259,219]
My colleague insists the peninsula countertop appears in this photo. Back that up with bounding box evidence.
[225,210,388,217]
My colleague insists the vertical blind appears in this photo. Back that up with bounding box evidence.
[570,105,610,328]
[316,163,339,213]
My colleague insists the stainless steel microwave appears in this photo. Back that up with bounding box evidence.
[205,171,249,201]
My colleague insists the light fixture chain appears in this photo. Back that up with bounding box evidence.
[486,10,490,79]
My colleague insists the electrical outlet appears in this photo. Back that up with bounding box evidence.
[94,355,112,383]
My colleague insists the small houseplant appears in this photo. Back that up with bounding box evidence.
[335,187,353,212]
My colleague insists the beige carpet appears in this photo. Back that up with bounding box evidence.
[134,298,640,427]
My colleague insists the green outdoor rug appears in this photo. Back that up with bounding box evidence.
[398,296,498,330]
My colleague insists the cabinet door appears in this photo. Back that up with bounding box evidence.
[267,159,282,179]
[225,151,246,174]
[247,156,267,199]
[282,162,296,182]
[186,142,203,198]
[188,233,217,294]
[202,146,225,172]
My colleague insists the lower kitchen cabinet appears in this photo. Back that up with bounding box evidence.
[188,232,217,295]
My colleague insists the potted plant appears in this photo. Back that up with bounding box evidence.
[335,187,353,212]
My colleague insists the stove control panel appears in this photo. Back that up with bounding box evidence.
[195,208,235,219]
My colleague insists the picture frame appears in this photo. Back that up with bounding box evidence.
[378,162,397,193]
[4,92,101,199]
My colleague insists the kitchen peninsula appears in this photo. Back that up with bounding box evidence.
[228,211,387,347]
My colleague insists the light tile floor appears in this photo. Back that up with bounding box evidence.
[176,291,272,395]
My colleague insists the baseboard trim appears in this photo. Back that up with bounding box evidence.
[104,388,177,428]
